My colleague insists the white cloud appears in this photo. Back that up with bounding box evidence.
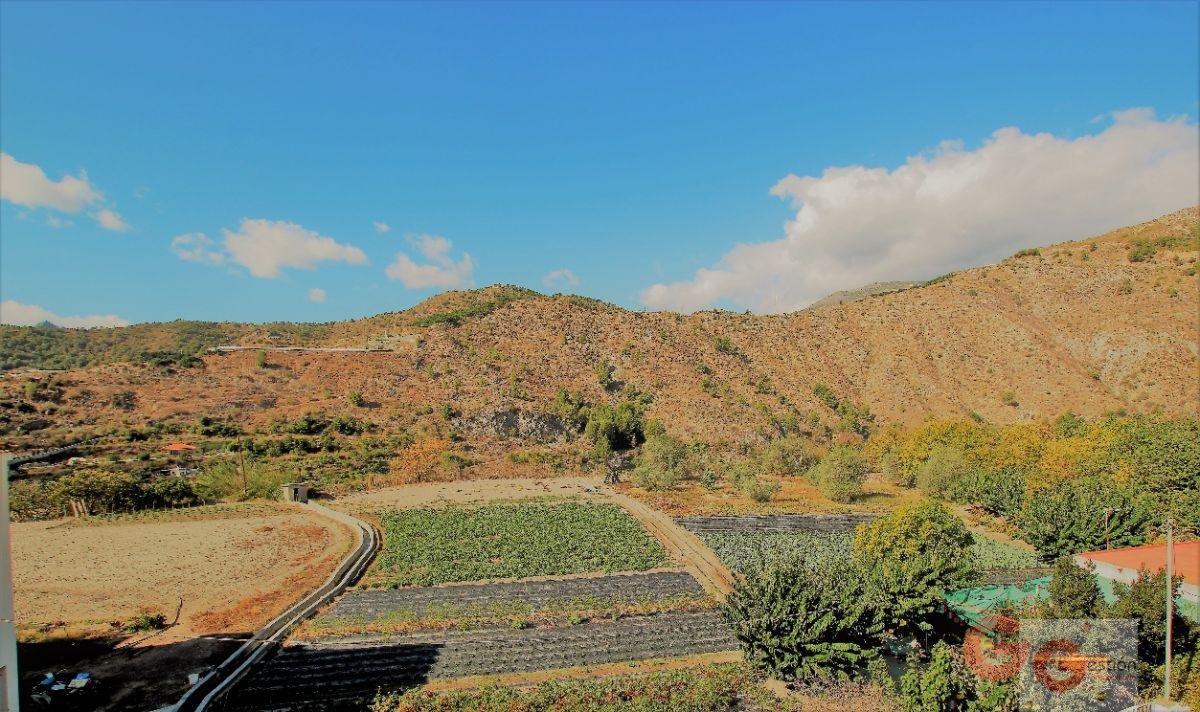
[373,221,392,234]
[385,234,475,289]
[188,218,368,278]
[641,109,1200,313]
[542,268,581,289]
[171,233,226,265]
[45,215,73,229]
[1,300,129,328]
[0,153,100,213]
[93,208,130,232]
[308,287,327,303]
[1,153,132,232]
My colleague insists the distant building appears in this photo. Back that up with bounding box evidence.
[1075,541,1200,622]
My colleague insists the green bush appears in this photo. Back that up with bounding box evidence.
[853,501,977,637]
[723,561,883,683]
[915,444,970,497]
[53,469,147,514]
[1106,567,1194,686]
[347,390,365,407]
[594,360,616,390]
[807,445,868,503]
[1043,557,1102,619]
[197,415,242,437]
[760,436,817,477]
[630,432,697,491]
[898,641,1014,712]
[195,460,292,501]
[1015,476,1150,559]
[284,412,330,435]
[145,477,202,509]
[945,465,1026,518]
[548,388,589,432]
[584,399,645,455]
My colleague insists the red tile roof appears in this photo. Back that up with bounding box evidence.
[1077,541,1200,587]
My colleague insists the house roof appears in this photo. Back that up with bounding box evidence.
[1076,541,1200,587]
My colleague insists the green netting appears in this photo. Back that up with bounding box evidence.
[943,577,1051,633]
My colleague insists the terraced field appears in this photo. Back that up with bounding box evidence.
[300,570,713,639]
[314,570,706,629]
[367,501,669,587]
[224,610,738,711]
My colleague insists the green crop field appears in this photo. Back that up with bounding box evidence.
[368,501,670,587]
[702,529,1035,574]
[700,530,852,574]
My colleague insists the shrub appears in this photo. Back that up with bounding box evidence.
[713,335,739,356]
[1043,556,1102,619]
[946,465,1026,518]
[807,445,868,503]
[898,641,1014,712]
[915,444,970,497]
[584,399,645,455]
[122,609,169,633]
[852,501,977,637]
[195,460,291,500]
[53,470,147,514]
[760,436,817,476]
[8,480,65,520]
[197,415,242,437]
[742,477,781,503]
[1016,476,1150,559]
[630,432,697,491]
[548,388,589,432]
[1106,567,1194,684]
[347,390,365,407]
[331,415,369,435]
[285,412,330,435]
[723,561,883,683]
[255,349,268,369]
[111,390,137,411]
[594,360,616,390]
[145,476,202,509]
[1012,247,1040,258]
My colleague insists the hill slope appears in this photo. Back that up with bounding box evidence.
[2,208,1197,449]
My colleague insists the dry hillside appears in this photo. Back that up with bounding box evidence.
[2,208,1197,453]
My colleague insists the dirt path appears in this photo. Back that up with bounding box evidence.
[604,488,736,600]
[334,476,606,511]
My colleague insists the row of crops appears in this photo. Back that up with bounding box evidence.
[367,501,671,587]
[699,528,1037,576]
[228,611,738,710]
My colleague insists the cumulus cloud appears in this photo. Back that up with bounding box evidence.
[373,221,392,234]
[385,234,475,289]
[171,219,366,278]
[1,299,129,328]
[1,153,133,232]
[93,208,130,232]
[0,153,100,213]
[171,233,226,265]
[542,268,581,289]
[642,109,1200,313]
[308,287,327,303]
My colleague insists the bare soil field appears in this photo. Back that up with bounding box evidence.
[11,502,355,711]
[13,502,353,635]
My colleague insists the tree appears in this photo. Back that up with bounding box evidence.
[898,641,1015,712]
[917,444,971,497]
[723,561,884,683]
[256,349,268,369]
[807,445,868,503]
[1016,476,1150,559]
[853,501,977,638]
[1043,557,1102,619]
[1105,567,1194,686]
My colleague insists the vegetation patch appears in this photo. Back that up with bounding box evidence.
[370,663,787,712]
[367,501,669,587]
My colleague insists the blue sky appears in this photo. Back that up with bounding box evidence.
[1,1,1197,325]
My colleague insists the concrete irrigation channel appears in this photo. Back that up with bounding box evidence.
[172,504,380,712]
[220,610,738,711]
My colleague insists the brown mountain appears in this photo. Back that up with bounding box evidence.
[2,207,1197,452]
